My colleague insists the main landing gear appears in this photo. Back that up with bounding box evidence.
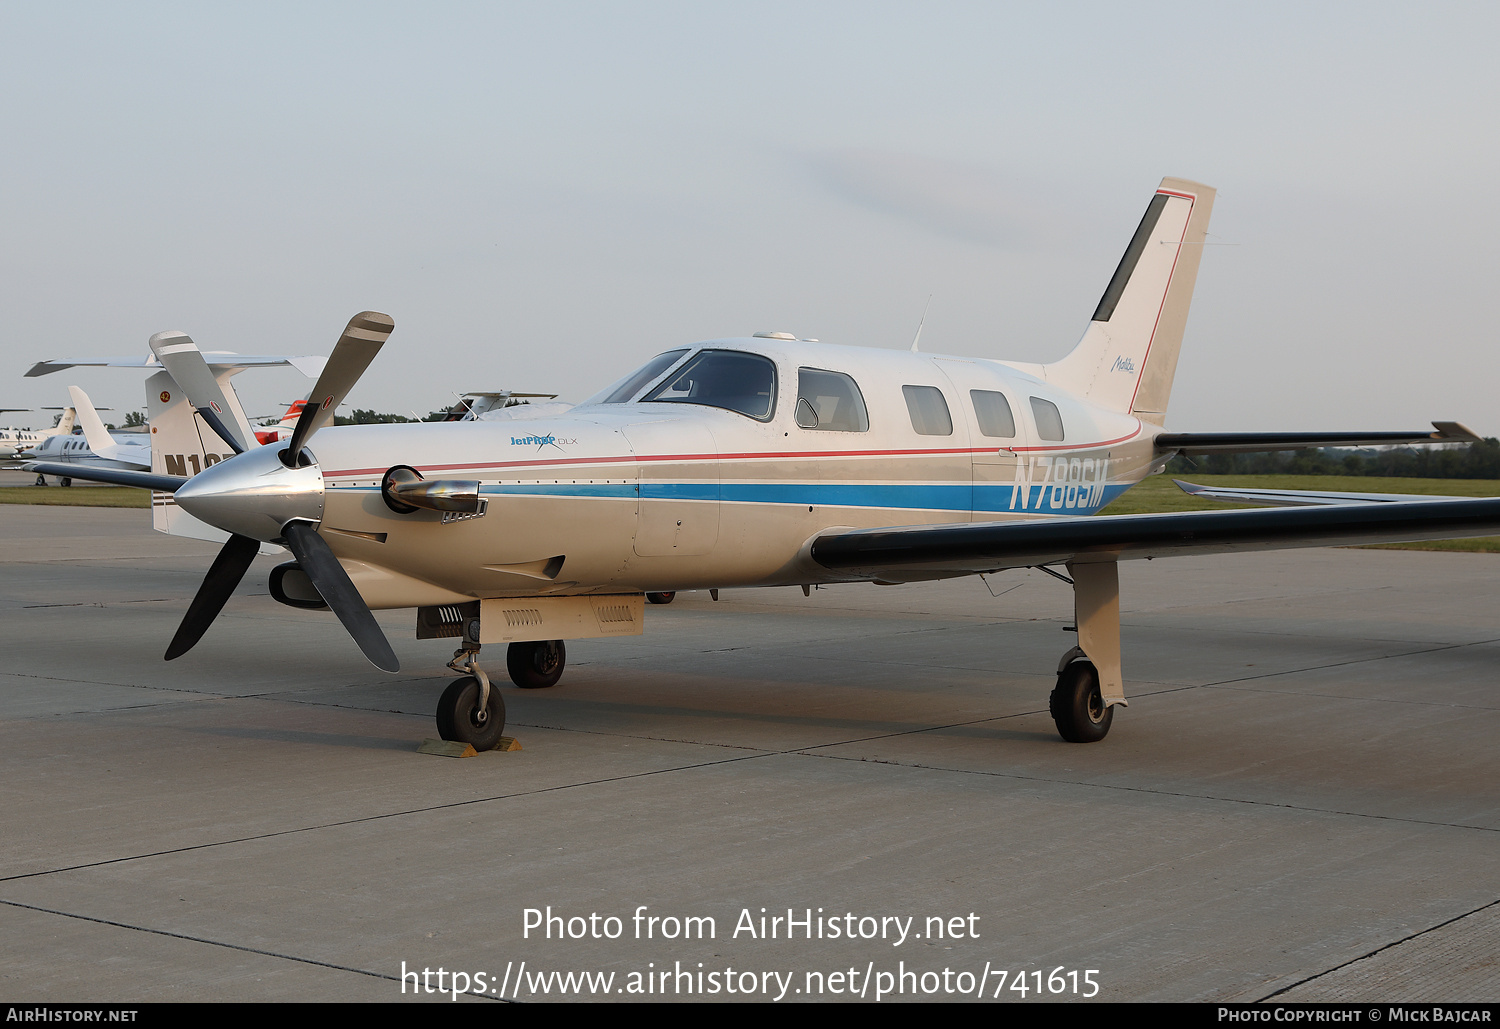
[1047,559,1125,744]
[507,639,565,688]
[434,638,567,747]
[1049,658,1111,743]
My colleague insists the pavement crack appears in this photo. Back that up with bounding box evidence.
[797,750,1500,833]
[1256,897,1500,1001]
[0,898,502,998]
[0,751,779,886]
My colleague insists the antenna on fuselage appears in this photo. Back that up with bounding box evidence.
[910,295,933,353]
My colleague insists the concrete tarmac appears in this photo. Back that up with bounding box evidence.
[1,506,1496,1003]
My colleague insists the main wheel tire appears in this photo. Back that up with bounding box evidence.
[60,477,71,487]
[1049,660,1113,743]
[436,675,506,750]
[507,639,565,689]
[646,592,676,605]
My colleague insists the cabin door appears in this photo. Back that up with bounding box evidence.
[620,420,721,557]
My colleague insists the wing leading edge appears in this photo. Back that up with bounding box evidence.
[809,498,1500,581]
[1154,421,1479,455]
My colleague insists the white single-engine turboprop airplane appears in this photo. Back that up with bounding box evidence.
[49,178,1500,748]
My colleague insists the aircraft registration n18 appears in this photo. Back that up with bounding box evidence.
[43,177,1500,748]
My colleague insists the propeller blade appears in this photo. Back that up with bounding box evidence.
[164,533,261,660]
[282,311,395,464]
[281,521,399,672]
[196,406,246,456]
[147,331,255,453]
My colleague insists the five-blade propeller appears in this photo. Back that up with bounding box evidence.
[163,311,400,673]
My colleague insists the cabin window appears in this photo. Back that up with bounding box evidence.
[902,385,952,436]
[970,390,1016,438]
[594,349,690,404]
[796,368,868,431]
[643,349,778,421]
[1030,397,1065,441]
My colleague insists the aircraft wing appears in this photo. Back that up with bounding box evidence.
[24,462,188,493]
[1154,421,1478,454]
[809,499,1500,581]
[1172,479,1470,507]
[25,354,328,378]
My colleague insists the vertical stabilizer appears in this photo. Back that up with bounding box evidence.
[147,369,239,544]
[1044,177,1215,423]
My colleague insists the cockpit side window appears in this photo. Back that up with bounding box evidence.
[796,368,869,431]
[593,349,690,404]
[642,350,778,421]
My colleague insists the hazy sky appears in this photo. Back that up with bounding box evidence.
[4,2,1498,435]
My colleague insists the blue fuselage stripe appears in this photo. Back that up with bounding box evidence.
[332,480,1132,515]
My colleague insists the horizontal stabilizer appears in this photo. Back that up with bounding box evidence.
[26,353,328,378]
[1173,480,1469,507]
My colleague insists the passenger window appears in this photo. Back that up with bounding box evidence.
[1030,397,1064,441]
[642,349,778,421]
[970,390,1016,438]
[796,368,869,431]
[902,385,952,436]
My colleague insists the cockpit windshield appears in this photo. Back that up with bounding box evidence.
[640,349,778,421]
[585,350,690,405]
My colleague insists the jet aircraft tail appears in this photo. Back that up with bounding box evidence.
[1042,177,1216,424]
[146,369,254,545]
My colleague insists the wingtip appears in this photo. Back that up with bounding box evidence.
[1432,421,1482,443]
[1171,479,1205,495]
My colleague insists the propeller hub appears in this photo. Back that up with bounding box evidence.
[173,444,325,542]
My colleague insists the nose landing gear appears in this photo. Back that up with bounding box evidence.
[434,636,567,747]
[436,673,507,751]
[436,646,506,749]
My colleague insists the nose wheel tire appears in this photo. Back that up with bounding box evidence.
[507,639,566,689]
[646,592,676,605]
[1049,659,1113,743]
[436,674,507,750]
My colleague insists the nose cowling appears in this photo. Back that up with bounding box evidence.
[173,444,325,542]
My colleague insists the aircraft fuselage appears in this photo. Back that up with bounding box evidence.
[306,337,1159,607]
